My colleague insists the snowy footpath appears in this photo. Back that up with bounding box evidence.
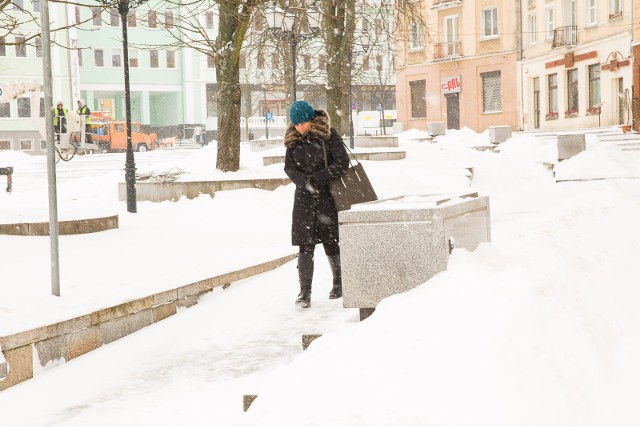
[1,128,640,426]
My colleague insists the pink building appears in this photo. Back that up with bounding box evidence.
[395,0,520,132]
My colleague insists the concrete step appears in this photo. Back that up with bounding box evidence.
[173,139,202,149]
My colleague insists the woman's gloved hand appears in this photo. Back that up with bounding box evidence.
[305,179,319,197]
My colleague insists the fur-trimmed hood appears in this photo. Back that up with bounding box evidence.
[284,110,331,148]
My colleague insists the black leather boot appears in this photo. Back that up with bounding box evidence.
[328,254,342,299]
[296,252,314,308]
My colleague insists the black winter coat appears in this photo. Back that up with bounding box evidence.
[284,110,350,246]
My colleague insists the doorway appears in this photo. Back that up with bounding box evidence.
[445,93,460,130]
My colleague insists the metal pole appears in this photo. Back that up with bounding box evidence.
[264,88,269,139]
[42,0,61,296]
[348,52,354,149]
[290,35,297,102]
[119,3,137,213]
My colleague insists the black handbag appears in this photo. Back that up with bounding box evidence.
[322,139,378,211]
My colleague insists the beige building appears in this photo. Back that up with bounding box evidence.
[395,0,520,133]
[519,0,633,131]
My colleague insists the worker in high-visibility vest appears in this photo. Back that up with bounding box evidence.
[53,101,68,138]
[77,99,92,144]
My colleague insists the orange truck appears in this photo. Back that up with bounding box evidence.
[90,111,166,152]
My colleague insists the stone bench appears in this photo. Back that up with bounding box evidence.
[0,253,296,392]
[354,135,399,148]
[262,150,406,166]
[249,138,284,152]
[0,215,118,236]
[339,192,491,320]
[118,178,291,202]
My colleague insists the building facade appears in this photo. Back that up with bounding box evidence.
[395,0,520,133]
[519,0,633,131]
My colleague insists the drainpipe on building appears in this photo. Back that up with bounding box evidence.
[516,0,524,131]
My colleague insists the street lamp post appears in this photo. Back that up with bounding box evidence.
[265,3,320,103]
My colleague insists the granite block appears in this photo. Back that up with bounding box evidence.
[302,334,322,350]
[67,326,101,360]
[339,194,490,309]
[243,395,258,412]
[428,122,446,136]
[489,125,512,143]
[0,345,32,391]
[354,136,399,148]
[557,134,586,160]
[152,302,177,323]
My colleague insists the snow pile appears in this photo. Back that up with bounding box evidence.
[244,178,640,427]
[554,144,640,181]
[498,133,557,164]
[435,127,491,148]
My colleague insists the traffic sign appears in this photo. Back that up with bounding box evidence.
[266,112,273,121]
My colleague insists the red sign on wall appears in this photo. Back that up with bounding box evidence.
[441,75,461,94]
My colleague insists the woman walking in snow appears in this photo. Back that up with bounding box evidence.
[284,100,350,308]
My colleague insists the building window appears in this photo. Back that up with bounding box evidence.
[15,37,26,57]
[239,54,246,69]
[148,10,157,28]
[586,0,597,25]
[112,48,122,67]
[544,6,554,39]
[166,50,176,68]
[94,48,104,67]
[528,14,537,45]
[128,10,137,27]
[548,73,558,115]
[609,0,622,17]
[17,98,31,118]
[12,0,24,11]
[40,140,46,150]
[567,68,579,113]
[319,55,326,69]
[20,140,32,150]
[39,98,45,117]
[409,80,426,119]
[375,19,382,36]
[150,49,159,68]
[92,7,102,26]
[205,11,214,29]
[78,48,83,67]
[74,6,80,24]
[304,55,311,71]
[207,54,214,68]
[0,140,11,150]
[0,103,10,117]
[109,8,119,26]
[588,64,601,109]
[409,23,423,49]
[482,71,502,112]
[129,48,139,67]
[33,0,40,13]
[271,51,279,69]
[0,37,5,56]
[362,55,369,70]
[164,10,174,28]
[376,55,383,72]
[481,7,498,38]
[35,37,42,58]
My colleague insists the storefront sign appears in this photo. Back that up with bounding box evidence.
[441,76,461,94]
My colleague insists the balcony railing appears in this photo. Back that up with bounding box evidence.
[552,26,577,48]
[434,42,462,59]
[431,0,463,10]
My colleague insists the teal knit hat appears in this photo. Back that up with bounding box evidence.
[289,100,316,125]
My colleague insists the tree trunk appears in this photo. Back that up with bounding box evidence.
[214,1,254,172]
[322,0,355,136]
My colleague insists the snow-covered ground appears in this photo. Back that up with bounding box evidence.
[1,127,640,426]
